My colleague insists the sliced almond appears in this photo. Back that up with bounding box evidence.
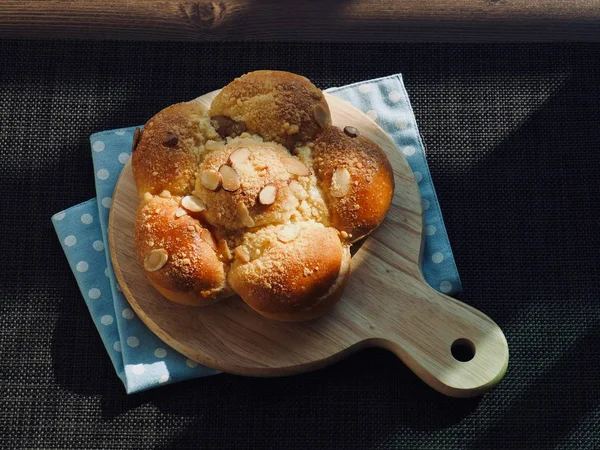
[277,225,301,243]
[181,195,206,212]
[330,167,351,198]
[313,104,330,129]
[343,126,359,138]
[200,228,217,251]
[282,157,311,176]
[258,185,277,205]
[236,202,255,228]
[219,165,241,192]
[229,147,250,167]
[132,127,141,152]
[144,248,168,272]
[234,246,250,263]
[175,207,187,218]
[218,238,232,260]
[200,169,222,191]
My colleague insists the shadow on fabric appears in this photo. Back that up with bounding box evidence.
[152,349,481,449]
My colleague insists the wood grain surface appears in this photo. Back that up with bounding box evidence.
[109,90,509,398]
[2,1,600,42]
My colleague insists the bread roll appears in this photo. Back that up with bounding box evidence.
[132,101,219,197]
[228,223,351,322]
[132,70,394,321]
[312,126,395,242]
[210,70,331,149]
[135,195,229,306]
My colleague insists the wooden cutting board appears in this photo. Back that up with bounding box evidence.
[109,91,508,398]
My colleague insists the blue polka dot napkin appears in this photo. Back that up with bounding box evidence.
[51,74,461,394]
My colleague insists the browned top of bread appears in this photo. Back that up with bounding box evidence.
[210,70,331,149]
[135,195,228,305]
[132,70,394,320]
[228,223,347,318]
[312,126,395,242]
[132,101,218,197]
[196,138,296,230]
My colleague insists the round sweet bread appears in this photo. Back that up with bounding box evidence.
[210,70,331,149]
[132,71,394,321]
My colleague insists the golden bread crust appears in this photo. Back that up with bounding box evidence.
[209,70,331,148]
[196,138,297,230]
[312,126,395,242]
[132,101,219,197]
[228,223,350,321]
[135,196,230,306]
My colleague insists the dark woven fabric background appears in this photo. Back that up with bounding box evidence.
[1,40,599,449]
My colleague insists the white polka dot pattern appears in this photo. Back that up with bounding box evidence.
[122,308,134,320]
[53,128,220,393]
[402,146,415,156]
[440,281,453,293]
[92,141,105,152]
[154,348,167,358]
[365,110,378,121]
[97,169,109,180]
[396,119,408,129]
[100,315,114,325]
[186,359,198,368]
[388,91,402,102]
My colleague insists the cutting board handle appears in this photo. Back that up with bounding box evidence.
[372,284,509,398]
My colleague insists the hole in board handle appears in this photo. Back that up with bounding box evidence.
[451,338,476,362]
